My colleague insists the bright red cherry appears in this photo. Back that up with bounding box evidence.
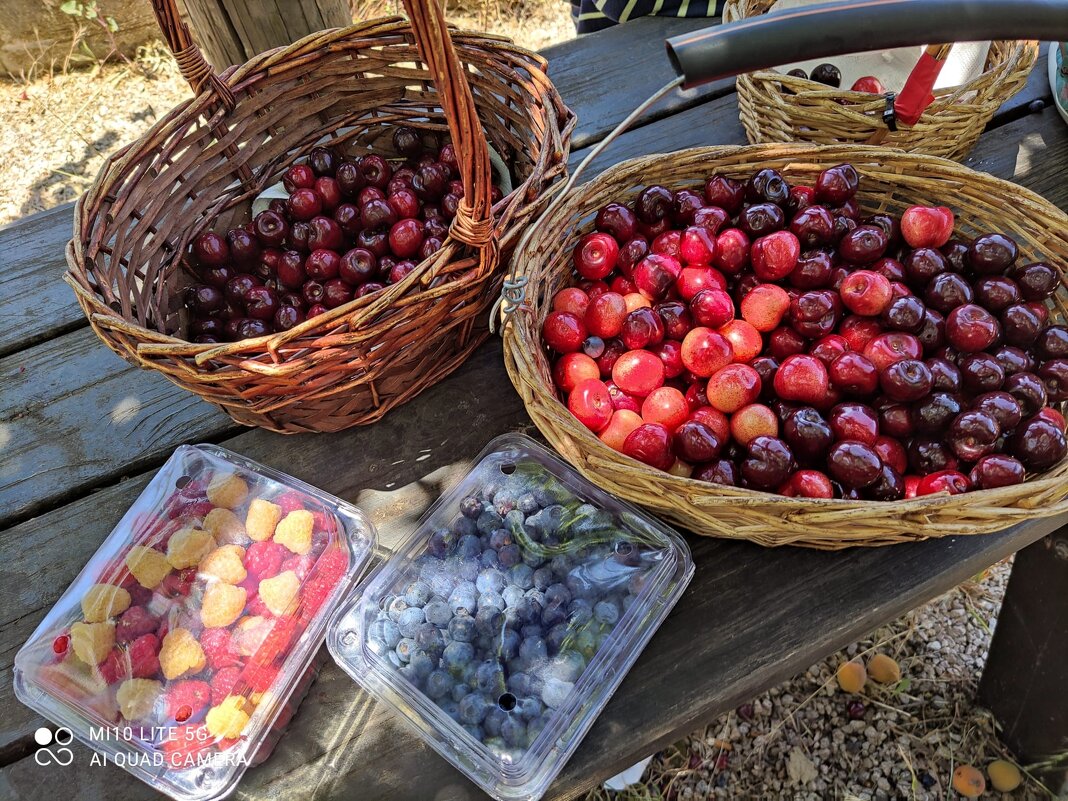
[573,232,620,280]
[543,311,586,353]
[568,378,614,432]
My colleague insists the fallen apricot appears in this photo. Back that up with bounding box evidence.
[867,653,902,684]
[987,759,1022,792]
[836,659,867,693]
[952,764,986,798]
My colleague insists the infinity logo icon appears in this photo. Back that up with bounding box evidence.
[33,726,74,767]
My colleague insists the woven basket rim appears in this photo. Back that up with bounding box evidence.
[502,142,1068,547]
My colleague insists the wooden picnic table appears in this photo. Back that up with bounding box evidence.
[1,17,1066,801]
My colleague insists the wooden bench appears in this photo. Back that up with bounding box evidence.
[1,17,1066,799]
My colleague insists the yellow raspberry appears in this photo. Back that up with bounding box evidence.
[245,499,282,542]
[125,545,172,589]
[206,473,249,510]
[159,628,207,680]
[205,696,251,740]
[200,583,247,628]
[258,571,300,617]
[231,616,271,656]
[81,584,132,623]
[116,678,162,721]
[273,510,313,555]
[199,545,247,585]
[167,528,216,569]
[203,508,248,546]
[70,621,115,665]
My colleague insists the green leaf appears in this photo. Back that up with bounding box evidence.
[893,676,912,694]
[59,1,81,15]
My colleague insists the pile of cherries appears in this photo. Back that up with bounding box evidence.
[542,163,1068,500]
[183,126,503,342]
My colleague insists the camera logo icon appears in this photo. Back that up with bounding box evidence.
[33,727,74,767]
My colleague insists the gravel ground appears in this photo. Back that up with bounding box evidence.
[586,559,1051,801]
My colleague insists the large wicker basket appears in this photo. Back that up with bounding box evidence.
[65,0,573,433]
[723,0,1037,161]
[503,144,1068,549]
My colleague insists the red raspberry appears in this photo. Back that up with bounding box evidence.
[165,680,211,721]
[251,616,299,666]
[243,541,287,582]
[161,724,213,768]
[201,627,242,670]
[245,591,272,618]
[300,549,350,620]
[281,554,315,582]
[274,491,307,514]
[160,567,197,598]
[164,495,213,521]
[116,606,159,644]
[210,666,243,706]
[240,662,279,694]
[128,633,161,678]
[98,648,127,685]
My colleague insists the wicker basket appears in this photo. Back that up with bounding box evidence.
[723,0,1037,161]
[503,144,1068,549]
[64,0,574,433]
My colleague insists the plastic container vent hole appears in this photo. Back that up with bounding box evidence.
[497,692,517,711]
[175,475,191,489]
[500,463,516,475]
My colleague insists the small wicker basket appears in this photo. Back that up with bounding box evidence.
[65,0,574,433]
[723,0,1037,160]
[503,144,1068,549]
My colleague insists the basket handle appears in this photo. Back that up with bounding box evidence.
[149,0,236,110]
[401,0,495,256]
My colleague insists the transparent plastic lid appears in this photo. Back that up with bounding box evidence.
[13,444,376,801]
[328,434,693,801]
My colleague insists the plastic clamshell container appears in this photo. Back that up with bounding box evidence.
[13,444,377,801]
[327,433,694,801]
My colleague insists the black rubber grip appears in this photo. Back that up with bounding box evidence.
[666,0,1068,89]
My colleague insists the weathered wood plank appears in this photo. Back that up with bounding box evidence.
[0,328,232,528]
[0,204,80,358]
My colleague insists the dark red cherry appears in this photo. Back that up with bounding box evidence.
[309,146,339,177]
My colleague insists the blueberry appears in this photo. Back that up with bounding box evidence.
[527,714,549,742]
[458,534,482,560]
[501,717,526,747]
[459,692,491,724]
[443,641,475,671]
[504,509,525,533]
[549,554,572,578]
[475,605,504,634]
[415,622,444,654]
[517,493,540,515]
[548,651,586,683]
[408,650,434,680]
[541,601,567,628]
[452,516,478,538]
[426,669,453,699]
[533,566,553,591]
[369,618,403,650]
[565,573,592,600]
[493,489,518,514]
[449,582,478,616]
[451,682,469,703]
[387,596,409,621]
[502,585,525,608]
[546,623,568,653]
[404,581,432,607]
[623,593,639,610]
[489,529,513,551]
[387,650,404,668]
[424,599,452,628]
[479,480,502,503]
[460,660,480,689]
[476,568,507,595]
[462,724,483,741]
[568,598,593,625]
[545,583,571,608]
[460,496,484,518]
[478,591,506,612]
[533,488,555,507]
[541,677,574,709]
[483,706,508,737]
[480,549,500,569]
[520,623,544,639]
[509,564,535,591]
[428,573,455,599]
[519,636,548,664]
[521,550,545,568]
[395,638,416,663]
[457,558,480,582]
[448,615,478,643]
[397,606,426,638]
[477,509,504,536]
[542,505,566,532]
[506,672,534,696]
[572,628,598,659]
[594,600,620,626]
[439,699,460,719]
[517,697,544,720]
[491,629,520,660]
[427,528,456,559]
[498,544,522,568]
[475,660,505,694]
